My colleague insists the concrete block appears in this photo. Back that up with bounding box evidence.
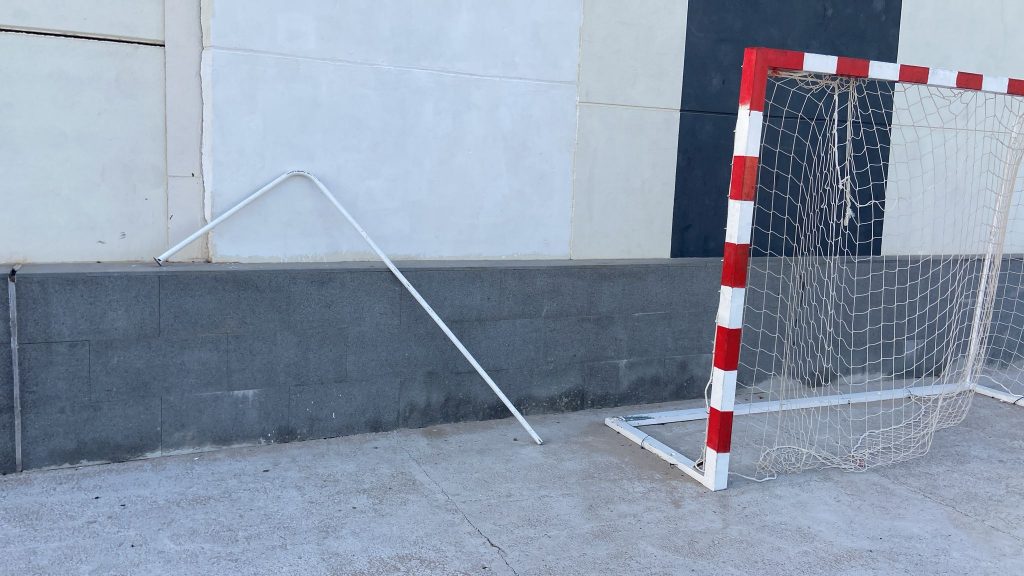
[666,265,722,320]
[501,265,698,321]
[581,360,622,407]
[400,362,592,427]
[398,265,684,324]
[0,278,11,406]
[504,363,588,415]
[626,312,704,359]
[290,379,400,440]
[584,268,652,317]
[90,335,228,401]
[626,354,709,402]
[629,311,676,358]
[0,280,11,473]
[18,341,89,412]
[447,318,545,373]
[228,330,348,390]
[410,361,605,417]
[21,397,161,469]
[543,315,626,365]
[161,388,292,452]
[398,269,508,322]
[585,354,710,408]
[3,261,731,466]
[616,263,720,316]
[0,409,13,474]
[159,270,401,337]
[500,267,600,320]
[345,321,462,381]
[16,274,159,343]
[0,273,9,344]
[158,272,288,336]
[399,370,514,429]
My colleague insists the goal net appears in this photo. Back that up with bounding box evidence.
[741,68,1024,479]
[606,48,1024,491]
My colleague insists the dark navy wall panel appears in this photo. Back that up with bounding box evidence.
[680,1,903,115]
[673,112,736,257]
[671,0,902,257]
[752,77,895,258]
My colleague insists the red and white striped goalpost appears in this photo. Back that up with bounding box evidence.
[606,46,1024,492]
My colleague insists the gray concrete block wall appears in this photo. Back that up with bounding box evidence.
[986,259,1024,376]
[0,271,14,473]
[10,256,1023,471]
[7,260,719,471]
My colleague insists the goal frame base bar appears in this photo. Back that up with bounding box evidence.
[606,384,1022,491]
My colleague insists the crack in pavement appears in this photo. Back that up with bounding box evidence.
[880,471,1024,545]
[399,445,521,576]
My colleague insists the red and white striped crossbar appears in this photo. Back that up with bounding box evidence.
[704,47,1024,491]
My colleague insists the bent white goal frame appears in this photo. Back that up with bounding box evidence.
[606,47,1024,491]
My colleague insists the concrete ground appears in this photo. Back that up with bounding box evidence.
[0,397,1022,576]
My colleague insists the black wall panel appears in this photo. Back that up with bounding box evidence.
[671,0,902,257]
[752,77,895,257]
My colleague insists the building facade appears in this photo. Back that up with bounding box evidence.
[2,0,1023,471]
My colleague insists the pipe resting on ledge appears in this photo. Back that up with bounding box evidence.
[155,171,543,445]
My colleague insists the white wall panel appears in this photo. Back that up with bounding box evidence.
[165,0,207,260]
[0,0,164,43]
[571,104,678,258]
[881,93,1024,255]
[883,0,1024,256]
[0,32,166,262]
[205,0,580,83]
[898,0,1024,78]
[203,49,577,261]
[578,0,687,109]
[571,0,686,259]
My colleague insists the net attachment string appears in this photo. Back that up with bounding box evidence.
[155,170,544,445]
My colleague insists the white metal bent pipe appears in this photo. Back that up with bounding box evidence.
[156,170,543,445]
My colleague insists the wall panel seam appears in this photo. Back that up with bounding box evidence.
[208,46,576,86]
[578,100,681,112]
[0,27,164,47]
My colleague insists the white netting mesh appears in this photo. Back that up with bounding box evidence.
[730,70,1024,479]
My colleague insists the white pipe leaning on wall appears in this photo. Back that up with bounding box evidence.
[155,170,544,445]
